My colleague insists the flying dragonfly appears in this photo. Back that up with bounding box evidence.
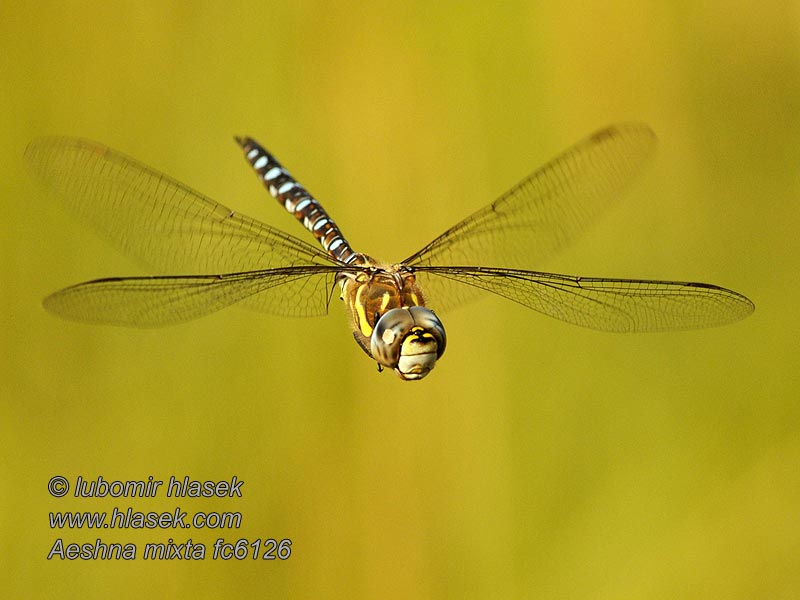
[26,124,754,380]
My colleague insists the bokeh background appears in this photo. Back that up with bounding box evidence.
[2,1,798,598]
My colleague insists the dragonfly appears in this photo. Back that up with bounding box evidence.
[26,123,754,380]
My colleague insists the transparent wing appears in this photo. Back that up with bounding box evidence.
[25,137,335,275]
[27,136,342,317]
[43,266,346,327]
[404,123,658,310]
[414,266,754,332]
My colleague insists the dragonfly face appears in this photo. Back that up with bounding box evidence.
[338,260,446,379]
[370,306,446,380]
[28,124,754,381]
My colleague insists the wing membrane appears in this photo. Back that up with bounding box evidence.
[43,266,345,327]
[25,137,335,276]
[414,266,754,332]
[405,123,657,310]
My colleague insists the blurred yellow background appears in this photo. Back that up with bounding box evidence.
[2,1,798,598]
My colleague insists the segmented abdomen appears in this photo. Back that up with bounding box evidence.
[236,137,359,265]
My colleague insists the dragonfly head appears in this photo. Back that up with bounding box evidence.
[370,306,446,380]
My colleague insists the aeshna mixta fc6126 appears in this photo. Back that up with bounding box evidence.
[26,123,754,380]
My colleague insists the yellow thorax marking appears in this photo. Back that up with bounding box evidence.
[379,292,391,312]
[354,284,372,337]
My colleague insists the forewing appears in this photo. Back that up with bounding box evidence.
[414,266,754,332]
[43,266,344,327]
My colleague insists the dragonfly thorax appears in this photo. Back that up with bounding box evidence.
[340,262,446,380]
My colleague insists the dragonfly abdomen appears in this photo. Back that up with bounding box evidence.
[236,137,359,266]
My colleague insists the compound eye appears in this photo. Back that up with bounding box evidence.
[370,307,446,381]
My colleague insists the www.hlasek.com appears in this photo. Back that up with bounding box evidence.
[46,475,291,561]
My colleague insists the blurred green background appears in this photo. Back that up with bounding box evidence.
[1,1,798,598]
